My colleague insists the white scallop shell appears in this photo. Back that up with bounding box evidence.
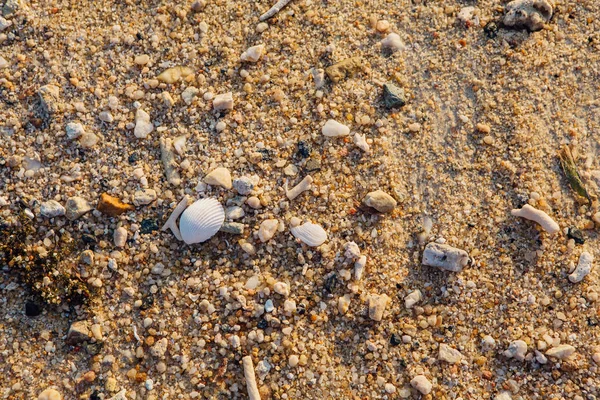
[290,222,328,247]
[179,198,225,244]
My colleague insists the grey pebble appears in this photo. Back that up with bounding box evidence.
[220,222,245,235]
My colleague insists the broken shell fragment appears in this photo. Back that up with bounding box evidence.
[241,44,265,62]
[179,198,225,244]
[290,221,327,247]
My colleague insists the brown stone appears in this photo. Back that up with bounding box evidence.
[97,193,134,216]
[82,371,96,382]
[66,320,91,345]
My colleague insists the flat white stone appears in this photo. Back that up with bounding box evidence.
[322,119,350,137]
[546,344,576,360]
[438,343,462,364]
[204,167,232,189]
[241,44,265,62]
[213,92,234,111]
[410,375,432,395]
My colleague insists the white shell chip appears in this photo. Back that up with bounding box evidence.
[290,222,328,247]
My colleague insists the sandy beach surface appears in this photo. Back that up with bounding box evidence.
[1,0,600,399]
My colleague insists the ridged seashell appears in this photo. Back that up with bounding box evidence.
[290,222,328,247]
[179,198,225,244]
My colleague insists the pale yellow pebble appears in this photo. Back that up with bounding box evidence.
[134,54,150,65]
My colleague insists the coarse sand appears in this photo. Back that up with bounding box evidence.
[1,0,600,399]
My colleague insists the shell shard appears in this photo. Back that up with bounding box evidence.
[290,222,327,247]
[179,198,225,244]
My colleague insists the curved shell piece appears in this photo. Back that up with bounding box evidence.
[290,222,327,247]
[179,198,225,244]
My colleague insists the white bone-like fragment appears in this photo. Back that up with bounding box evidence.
[285,175,313,200]
[511,204,559,234]
[160,196,189,241]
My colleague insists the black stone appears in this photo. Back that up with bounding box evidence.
[90,391,101,400]
[390,333,402,346]
[81,234,98,245]
[25,301,41,317]
[297,303,306,315]
[567,227,585,244]
[140,293,154,310]
[484,21,498,39]
[128,152,140,164]
[256,148,273,161]
[84,341,104,355]
[140,219,159,234]
[297,141,311,158]
[383,83,406,109]
[324,274,338,294]
[257,319,268,329]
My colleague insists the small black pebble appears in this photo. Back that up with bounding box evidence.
[90,391,101,400]
[136,32,143,41]
[324,274,338,294]
[81,234,98,246]
[140,293,154,310]
[567,227,585,244]
[25,301,41,317]
[297,141,311,158]
[256,148,273,161]
[84,341,104,356]
[140,219,159,234]
[257,319,268,329]
[297,303,306,315]
[484,21,498,39]
[128,152,140,164]
[390,333,402,346]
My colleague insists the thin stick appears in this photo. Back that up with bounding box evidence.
[242,356,261,400]
[259,0,294,21]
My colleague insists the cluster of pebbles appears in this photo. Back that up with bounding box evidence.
[1,0,600,399]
